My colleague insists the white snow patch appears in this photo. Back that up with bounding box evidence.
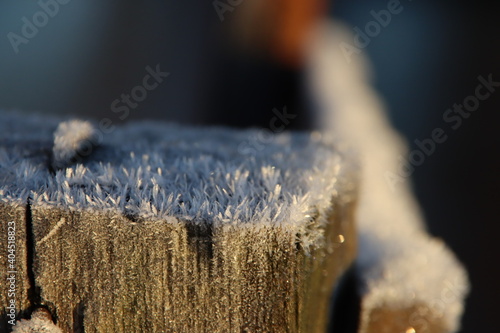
[306,20,469,332]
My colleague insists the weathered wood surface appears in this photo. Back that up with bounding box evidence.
[26,195,356,333]
[1,111,467,333]
[0,201,31,329]
[0,112,358,332]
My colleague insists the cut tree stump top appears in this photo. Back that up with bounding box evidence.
[0,111,358,333]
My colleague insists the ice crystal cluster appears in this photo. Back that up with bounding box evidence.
[0,111,356,249]
[12,308,62,333]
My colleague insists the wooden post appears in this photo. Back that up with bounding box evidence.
[1,113,357,332]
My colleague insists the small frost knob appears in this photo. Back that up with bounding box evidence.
[12,308,62,333]
[52,120,97,169]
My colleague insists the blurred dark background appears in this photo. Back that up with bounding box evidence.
[0,1,498,332]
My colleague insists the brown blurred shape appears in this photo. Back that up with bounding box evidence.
[231,0,327,67]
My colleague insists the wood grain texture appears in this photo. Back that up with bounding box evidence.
[0,113,358,332]
[0,201,31,331]
[0,195,357,333]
